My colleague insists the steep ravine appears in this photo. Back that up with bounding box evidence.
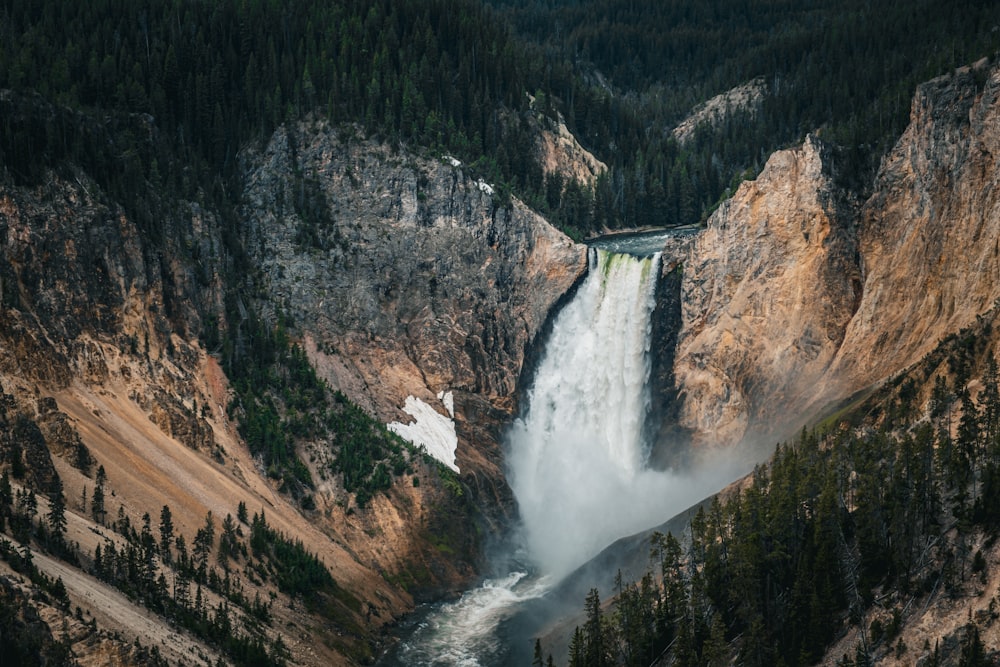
[822,61,1000,399]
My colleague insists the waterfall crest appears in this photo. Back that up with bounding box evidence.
[507,248,667,578]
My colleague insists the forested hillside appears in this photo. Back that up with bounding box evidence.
[490,0,1000,223]
[0,0,530,216]
[5,0,999,239]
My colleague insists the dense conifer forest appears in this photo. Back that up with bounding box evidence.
[3,0,999,238]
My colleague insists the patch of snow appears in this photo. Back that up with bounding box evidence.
[444,155,462,168]
[436,390,455,418]
[388,395,459,472]
[476,179,494,196]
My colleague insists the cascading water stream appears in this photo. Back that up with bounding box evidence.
[506,247,661,578]
[380,233,739,666]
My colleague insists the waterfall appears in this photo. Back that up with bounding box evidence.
[379,235,744,666]
[506,248,668,578]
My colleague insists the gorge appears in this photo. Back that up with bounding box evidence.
[382,235,743,665]
[2,1,1000,663]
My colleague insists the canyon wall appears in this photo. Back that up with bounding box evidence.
[239,119,586,493]
[671,62,1000,448]
[0,101,586,663]
[824,62,1000,397]
[673,134,861,446]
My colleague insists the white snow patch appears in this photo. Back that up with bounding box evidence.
[388,396,460,472]
[437,390,455,418]
[444,155,462,168]
[476,178,494,196]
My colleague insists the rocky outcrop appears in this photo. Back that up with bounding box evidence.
[239,120,587,476]
[531,110,608,187]
[672,77,768,145]
[820,62,1000,400]
[673,135,861,446]
[670,62,1000,448]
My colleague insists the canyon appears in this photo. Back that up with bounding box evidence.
[1,57,1000,664]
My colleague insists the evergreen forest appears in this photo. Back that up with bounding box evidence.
[2,0,1000,238]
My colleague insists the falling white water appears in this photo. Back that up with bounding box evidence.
[507,247,741,580]
[385,571,553,666]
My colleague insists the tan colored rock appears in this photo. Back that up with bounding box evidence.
[820,63,1000,399]
[675,135,861,446]
[672,63,1000,448]
[672,77,768,145]
[532,109,608,187]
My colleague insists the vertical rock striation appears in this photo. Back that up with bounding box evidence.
[239,119,587,515]
[822,63,1000,398]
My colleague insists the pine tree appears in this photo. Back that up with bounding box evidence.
[959,623,988,667]
[0,469,12,515]
[237,500,248,524]
[533,638,545,667]
[703,612,729,667]
[218,513,238,566]
[584,588,605,667]
[46,476,67,548]
[159,505,174,564]
[568,627,585,667]
[91,483,105,524]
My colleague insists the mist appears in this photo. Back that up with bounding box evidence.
[379,243,754,666]
[508,426,747,580]
[505,247,745,581]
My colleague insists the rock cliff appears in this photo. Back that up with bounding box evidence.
[673,135,861,446]
[671,77,768,145]
[670,61,1000,448]
[239,120,586,483]
[822,62,1000,399]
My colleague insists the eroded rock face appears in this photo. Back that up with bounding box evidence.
[0,169,227,453]
[670,62,1000,448]
[822,63,1000,398]
[239,121,587,475]
[671,76,768,145]
[533,111,608,187]
[674,135,861,446]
